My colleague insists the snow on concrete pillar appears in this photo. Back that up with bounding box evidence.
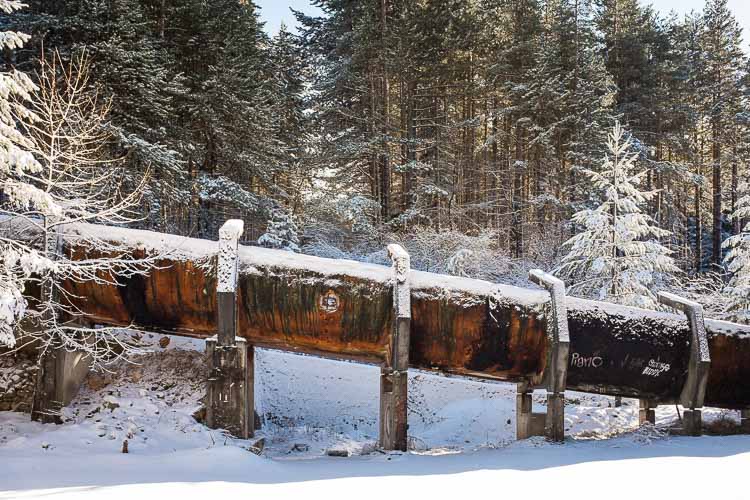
[216,219,243,346]
[658,292,710,437]
[380,244,410,451]
[206,219,253,439]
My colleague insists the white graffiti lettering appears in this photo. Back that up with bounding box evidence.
[642,359,670,377]
[570,352,603,368]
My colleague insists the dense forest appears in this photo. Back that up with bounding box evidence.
[2,0,750,316]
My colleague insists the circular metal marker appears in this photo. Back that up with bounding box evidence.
[319,290,340,313]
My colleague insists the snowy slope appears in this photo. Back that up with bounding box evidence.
[1,335,747,499]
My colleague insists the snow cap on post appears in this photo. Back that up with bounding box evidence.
[218,219,244,293]
[387,244,410,319]
[387,244,410,283]
[529,269,569,344]
[529,269,570,399]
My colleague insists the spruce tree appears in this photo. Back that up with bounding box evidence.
[556,123,678,309]
[258,205,301,253]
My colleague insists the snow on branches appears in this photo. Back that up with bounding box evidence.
[258,204,300,253]
[556,123,677,309]
[0,50,157,367]
[0,0,43,346]
[723,182,750,320]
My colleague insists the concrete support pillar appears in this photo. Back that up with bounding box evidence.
[545,392,565,442]
[379,369,407,449]
[31,223,73,424]
[31,342,91,424]
[658,292,711,437]
[740,409,750,433]
[516,389,533,440]
[682,409,702,436]
[31,347,63,424]
[639,399,656,426]
[206,337,252,438]
[379,244,410,451]
[206,219,253,439]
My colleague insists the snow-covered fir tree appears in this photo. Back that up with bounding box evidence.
[258,205,300,253]
[723,181,750,320]
[1,51,156,365]
[555,123,678,309]
[0,0,46,347]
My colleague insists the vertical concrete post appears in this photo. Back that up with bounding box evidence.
[658,292,711,437]
[682,409,702,436]
[740,409,750,433]
[545,392,565,441]
[31,323,93,424]
[529,269,570,443]
[31,347,63,424]
[639,399,656,425]
[379,244,410,451]
[206,220,253,439]
[516,384,533,440]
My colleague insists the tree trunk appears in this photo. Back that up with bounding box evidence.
[712,127,721,266]
[379,0,390,222]
[732,144,739,235]
[513,122,524,259]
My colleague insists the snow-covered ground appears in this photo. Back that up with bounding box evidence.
[2,334,749,499]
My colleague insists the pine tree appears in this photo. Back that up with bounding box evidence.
[723,181,750,319]
[17,0,191,232]
[520,0,617,232]
[296,1,389,225]
[556,123,678,309]
[268,23,310,213]
[173,0,287,237]
[15,0,304,239]
[701,0,745,266]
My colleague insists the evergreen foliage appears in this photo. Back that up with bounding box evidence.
[258,204,301,253]
[723,181,750,318]
[556,123,678,308]
[2,0,749,314]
